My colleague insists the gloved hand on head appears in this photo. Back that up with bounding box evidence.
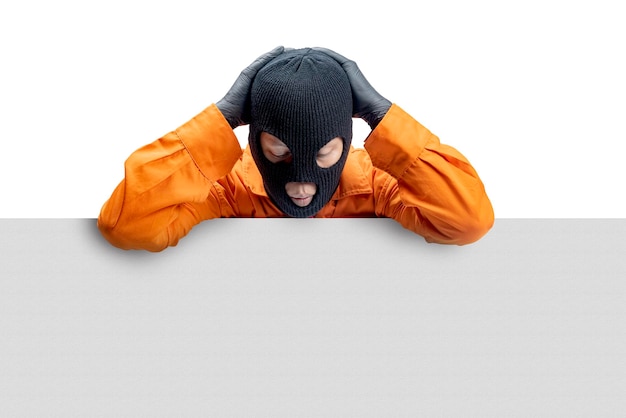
[217,46,391,130]
[216,46,285,129]
[313,47,391,129]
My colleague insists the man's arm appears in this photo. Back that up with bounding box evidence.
[317,47,493,244]
[97,104,242,251]
[366,104,494,245]
[98,46,285,251]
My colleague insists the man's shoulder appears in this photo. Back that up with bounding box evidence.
[346,146,374,172]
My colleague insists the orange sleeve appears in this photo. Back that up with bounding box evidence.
[97,104,243,251]
[365,104,494,245]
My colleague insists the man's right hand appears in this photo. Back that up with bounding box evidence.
[216,46,284,129]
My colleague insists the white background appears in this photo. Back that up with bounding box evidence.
[1,0,624,218]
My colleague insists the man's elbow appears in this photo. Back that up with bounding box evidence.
[456,211,494,245]
[425,199,495,246]
[449,201,495,245]
[97,218,171,252]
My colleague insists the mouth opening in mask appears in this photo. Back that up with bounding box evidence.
[285,181,318,208]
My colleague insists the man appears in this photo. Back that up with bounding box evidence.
[98,46,494,251]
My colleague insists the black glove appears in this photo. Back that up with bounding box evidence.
[216,46,285,129]
[313,47,392,129]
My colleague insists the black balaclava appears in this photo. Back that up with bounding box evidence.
[249,48,353,218]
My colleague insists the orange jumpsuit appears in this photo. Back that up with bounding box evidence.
[98,104,494,251]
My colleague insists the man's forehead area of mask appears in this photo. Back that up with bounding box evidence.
[259,131,341,154]
[249,48,353,144]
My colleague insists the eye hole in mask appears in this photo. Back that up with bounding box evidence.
[259,132,344,168]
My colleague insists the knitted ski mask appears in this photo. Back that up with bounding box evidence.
[249,48,353,218]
